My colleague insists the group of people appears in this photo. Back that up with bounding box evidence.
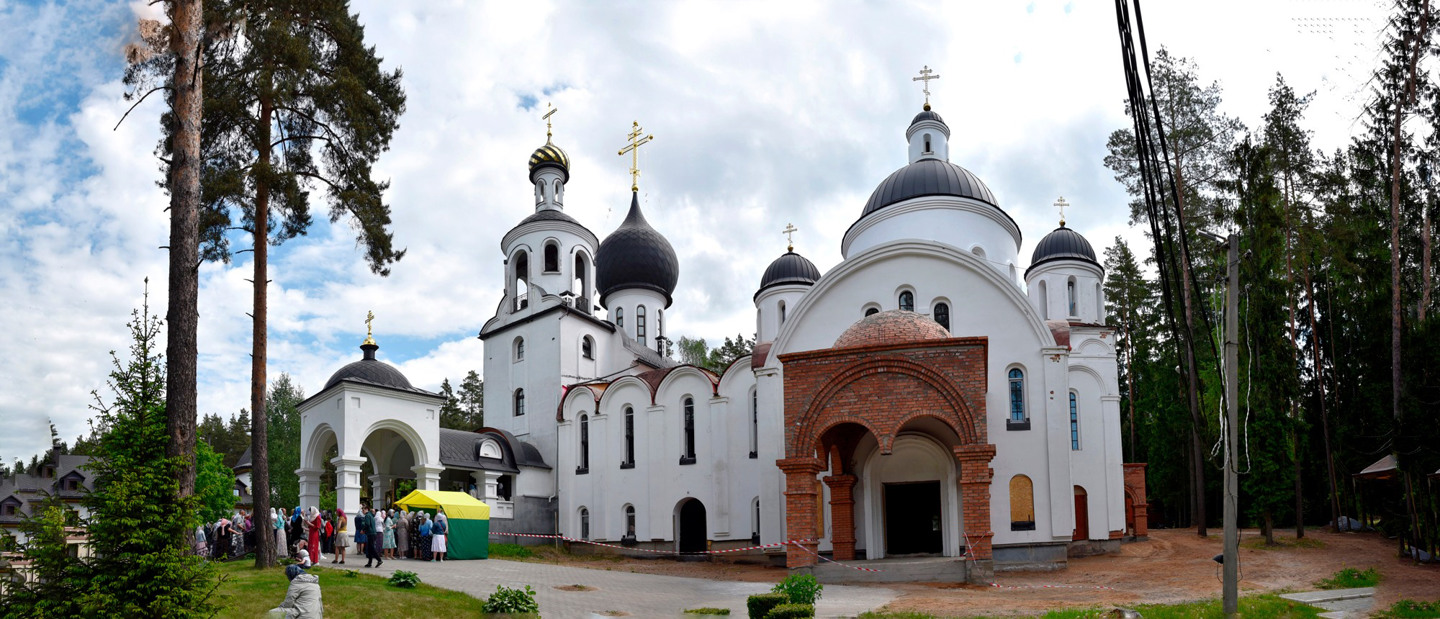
[347,505,451,566]
[191,503,453,569]
[194,510,255,560]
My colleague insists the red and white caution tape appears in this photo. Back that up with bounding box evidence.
[987,582,1117,591]
[488,531,811,555]
[788,541,884,572]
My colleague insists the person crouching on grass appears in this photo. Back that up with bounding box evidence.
[267,564,323,618]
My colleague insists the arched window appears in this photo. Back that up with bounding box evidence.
[751,497,761,541]
[680,397,696,464]
[544,242,559,272]
[749,389,759,459]
[1037,280,1049,320]
[1010,475,1036,531]
[535,181,544,204]
[1070,392,1080,450]
[1007,368,1027,428]
[514,337,525,361]
[923,133,932,153]
[1067,278,1077,317]
[582,335,594,360]
[578,414,590,473]
[972,246,986,260]
[899,291,915,312]
[657,309,664,338]
[864,307,879,317]
[778,300,787,325]
[579,507,590,540]
[636,305,647,341]
[624,504,636,537]
[573,254,589,300]
[934,302,950,332]
[514,388,526,417]
[615,306,623,328]
[514,251,530,309]
[622,406,635,467]
[553,178,564,204]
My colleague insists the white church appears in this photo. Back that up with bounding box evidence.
[298,79,1147,582]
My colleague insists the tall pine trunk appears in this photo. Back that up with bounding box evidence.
[164,0,203,546]
[1283,166,1306,539]
[1171,161,1208,537]
[251,95,274,567]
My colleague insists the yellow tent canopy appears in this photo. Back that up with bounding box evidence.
[395,490,491,520]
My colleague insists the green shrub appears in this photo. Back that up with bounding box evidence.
[747,592,789,619]
[342,569,360,578]
[489,543,535,558]
[484,584,540,614]
[387,570,421,588]
[765,603,815,619]
[684,608,731,615]
[1378,599,1440,618]
[1317,567,1381,589]
[771,573,824,605]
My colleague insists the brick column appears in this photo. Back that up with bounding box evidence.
[1124,463,1149,537]
[777,457,825,568]
[954,444,996,584]
[823,474,858,561]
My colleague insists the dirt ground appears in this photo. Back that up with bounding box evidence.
[537,528,1438,616]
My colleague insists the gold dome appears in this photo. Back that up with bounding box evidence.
[528,141,570,182]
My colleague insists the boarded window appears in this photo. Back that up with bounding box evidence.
[1010,475,1035,531]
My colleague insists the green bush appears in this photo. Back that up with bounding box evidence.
[387,570,421,588]
[1378,599,1440,618]
[1317,567,1381,589]
[771,573,824,605]
[765,603,815,619]
[483,584,540,614]
[747,592,789,619]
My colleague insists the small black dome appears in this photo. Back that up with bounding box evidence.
[1027,225,1100,276]
[528,141,570,183]
[910,109,946,127]
[324,343,415,392]
[757,251,820,297]
[861,159,999,217]
[596,193,679,308]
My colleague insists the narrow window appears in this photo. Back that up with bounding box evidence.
[553,179,563,204]
[573,254,589,301]
[514,337,524,361]
[615,306,623,328]
[1095,283,1104,320]
[1067,278,1077,317]
[934,302,950,331]
[1010,475,1036,531]
[749,389,759,458]
[1070,392,1080,450]
[580,507,590,540]
[864,307,879,317]
[779,301,787,325]
[637,305,647,341]
[923,133,932,153]
[623,406,635,467]
[514,389,526,417]
[657,309,664,338]
[680,397,696,464]
[514,251,530,309]
[535,181,544,204]
[582,336,594,360]
[752,497,761,541]
[625,504,636,537]
[899,291,915,312]
[544,242,559,272]
[1008,369,1025,423]
[1038,280,1049,320]
[578,414,590,473]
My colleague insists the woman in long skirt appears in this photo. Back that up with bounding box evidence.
[395,510,409,559]
[306,507,323,565]
[417,512,433,561]
[272,509,287,560]
[194,524,208,557]
[383,510,397,559]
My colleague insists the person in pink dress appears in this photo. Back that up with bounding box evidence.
[306,507,322,565]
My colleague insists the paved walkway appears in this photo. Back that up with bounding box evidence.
[360,557,898,618]
[1279,587,1376,619]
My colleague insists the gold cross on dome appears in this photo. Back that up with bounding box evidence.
[617,120,654,192]
[1055,196,1070,227]
[363,310,376,346]
[782,223,798,252]
[913,65,941,109]
[542,102,558,141]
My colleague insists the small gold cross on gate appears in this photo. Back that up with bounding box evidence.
[913,65,941,108]
[617,120,655,192]
[783,223,798,252]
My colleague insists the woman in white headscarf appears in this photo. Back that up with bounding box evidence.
[272,508,287,560]
[383,509,397,559]
[306,506,323,565]
[430,508,448,562]
[395,509,410,559]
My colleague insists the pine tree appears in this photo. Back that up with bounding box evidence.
[265,374,305,508]
[1103,237,1153,461]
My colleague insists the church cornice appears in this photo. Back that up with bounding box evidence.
[842,195,1023,258]
[501,215,599,253]
[479,300,616,341]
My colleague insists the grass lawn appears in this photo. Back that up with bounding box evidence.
[861,594,1325,618]
[210,561,488,618]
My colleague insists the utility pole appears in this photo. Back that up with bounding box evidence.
[1222,232,1240,617]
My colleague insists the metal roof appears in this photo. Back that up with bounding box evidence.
[1025,226,1100,276]
[757,251,821,297]
[860,159,1000,218]
[596,193,679,308]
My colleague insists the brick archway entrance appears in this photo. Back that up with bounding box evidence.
[777,335,996,581]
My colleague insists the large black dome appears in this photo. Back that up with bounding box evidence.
[596,193,679,308]
[1027,225,1100,276]
[756,251,820,297]
[324,343,415,392]
[861,159,999,218]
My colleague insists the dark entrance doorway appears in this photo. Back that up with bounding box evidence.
[1073,486,1089,541]
[678,499,707,553]
[884,481,942,555]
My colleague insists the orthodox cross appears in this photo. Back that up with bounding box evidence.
[617,120,655,192]
[363,310,376,346]
[542,102,558,141]
[783,223,798,252]
[913,65,941,108]
[1055,196,1070,227]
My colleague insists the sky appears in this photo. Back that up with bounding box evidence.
[0,0,1389,461]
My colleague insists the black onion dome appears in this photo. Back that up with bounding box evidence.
[861,159,999,217]
[324,343,415,392]
[756,251,820,297]
[910,109,947,127]
[1026,225,1100,276]
[596,193,679,308]
[528,141,570,183]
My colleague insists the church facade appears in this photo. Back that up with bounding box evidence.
[298,94,1147,581]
